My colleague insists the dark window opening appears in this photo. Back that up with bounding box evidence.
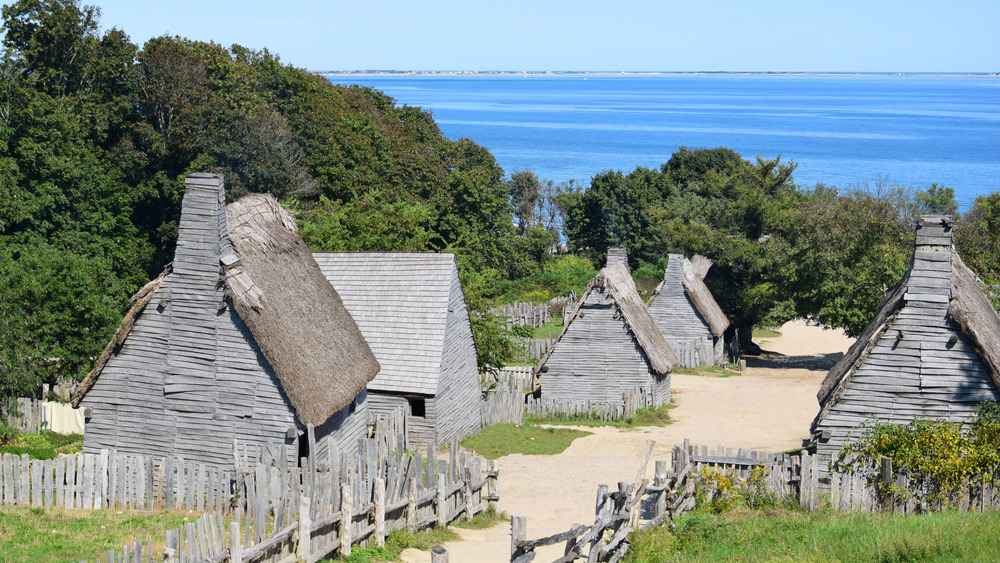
[297,432,309,462]
[408,397,426,418]
[349,399,357,414]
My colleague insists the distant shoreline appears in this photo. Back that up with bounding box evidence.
[318,70,997,78]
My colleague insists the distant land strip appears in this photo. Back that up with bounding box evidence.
[318,70,998,77]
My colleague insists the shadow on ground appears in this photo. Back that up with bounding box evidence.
[744,350,844,371]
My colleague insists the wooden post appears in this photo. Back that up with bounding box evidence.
[588,484,609,563]
[654,460,667,519]
[799,450,811,509]
[880,457,892,507]
[463,467,474,521]
[430,545,448,563]
[297,495,311,561]
[229,521,242,562]
[406,478,417,533]
[436,473,447,528]
[374,477,386,546]
[510,514,527,559]
[340,483,352,557]
[486,460,499,512]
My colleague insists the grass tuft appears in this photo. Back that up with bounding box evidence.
[671,365,740,378]
[453,505,507,530]
[460,423,590,459]
[526,403,676,429]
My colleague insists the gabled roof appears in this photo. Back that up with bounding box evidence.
[814,215,1000,420]
[649,254,730,337]
[312,252,464,396]
[538,263,677,375]
[74,175,379,428]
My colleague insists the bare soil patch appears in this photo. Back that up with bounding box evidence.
[401,320,855,562]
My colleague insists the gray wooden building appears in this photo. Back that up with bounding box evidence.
[312,252,482,448]
[647,254,730,367]
[536,263,677,405]
[811,215,1000,462]
[72,174,380,467]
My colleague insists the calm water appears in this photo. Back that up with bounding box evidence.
[327,74,1000,209]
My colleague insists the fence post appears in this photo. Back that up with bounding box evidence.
[229,521,242,563]
[436,473,447,528]
[654,460,667,519]
[510,514,526,560]
[374,477,386,546]
[297,495,311,561]
[406,478,417,533]
[431,545,449,563]
[588,484,609,563]
[340,483,352,557]
[487,460,499,512]
[463,467,474,521]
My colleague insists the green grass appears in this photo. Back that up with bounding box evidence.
[324,526,459,562]
[626,507,1000,562]
[526,403,676,429]
[0,431,83,459]
[0,505,200,563]
[671,365,741,378]
[452,506,507,530]
[533,317,564,339]
[460,423,590,459]
[752,326,782,339]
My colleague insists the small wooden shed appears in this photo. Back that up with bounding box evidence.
[72,174,380,467]
[312,252,482,448]
[811,215,1000,462]
[536,263,677,406]
[647,254,730,367]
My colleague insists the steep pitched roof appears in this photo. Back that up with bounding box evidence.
[538,263,677,375]
[649,254,730,337]
[814,215,1000,419]
[74,175,379,428]
[312,252,462,396]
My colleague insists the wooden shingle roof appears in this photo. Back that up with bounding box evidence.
[312,252,463,396]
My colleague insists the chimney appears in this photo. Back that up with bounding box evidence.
[905,215,954,305]
[606,246,628,269]
[172,173,225,280]
[914,215,954,252]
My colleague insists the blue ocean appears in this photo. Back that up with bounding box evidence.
[327,74,1000,209]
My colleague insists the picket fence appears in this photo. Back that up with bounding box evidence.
[481,371,527,427]
[84,444,495,563]
[518,338,556,363]
[496,293,578,330]
[4,397,44,433]
[524,388,653,422]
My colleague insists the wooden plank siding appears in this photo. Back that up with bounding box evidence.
[813,216,1000,463]
[648,254,721,367]
[80,175,369,468]
[313,253,483,448]
[541,288,669,405]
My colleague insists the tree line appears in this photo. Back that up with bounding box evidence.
[3,0,999,424]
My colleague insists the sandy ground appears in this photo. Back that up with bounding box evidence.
[400,320,855,562]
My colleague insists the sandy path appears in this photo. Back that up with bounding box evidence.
[401,320,854,562]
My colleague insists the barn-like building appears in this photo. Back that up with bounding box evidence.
[536,263,677,406]
[72,174,380,466]
[811,215,1000,463]
[312,252,482,448]
[647,254,730,367]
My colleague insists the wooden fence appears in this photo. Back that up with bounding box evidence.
[481,370,527,427]
[4,397,44,433]
[509,440,695,562]
[524,388,653,422]
[496,293,578,330]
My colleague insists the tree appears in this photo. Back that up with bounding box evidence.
[916,183,959,216]
[956,192,1000,284]
[508,170,541,235]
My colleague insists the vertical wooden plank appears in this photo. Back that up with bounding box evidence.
[30,458,41,507]
[229,521,242,563]
[510,515,526,559]
[340,483,353,557]
[298,495,312,560]
[436,473,447,528]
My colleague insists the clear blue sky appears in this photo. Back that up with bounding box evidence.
[76,0,999,72]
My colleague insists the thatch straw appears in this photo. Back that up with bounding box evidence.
[226,194,379,426]
[950,253,1000,391]
[680,257,730,337]
[591,263,677,374]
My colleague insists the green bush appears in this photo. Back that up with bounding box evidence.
[840,402,1000,504]
[0,431,83,459]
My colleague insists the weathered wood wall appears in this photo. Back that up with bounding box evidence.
[648,254,720,367]
[541,289,669,406]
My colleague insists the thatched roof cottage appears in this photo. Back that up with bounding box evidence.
[810,215,1000,462]
[312,253,482,448]
[647,254,730,367]
[73,174,379,467]
[536,263,677,406]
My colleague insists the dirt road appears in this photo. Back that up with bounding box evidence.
[401,320,855,562]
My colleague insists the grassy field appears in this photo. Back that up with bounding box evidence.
[671,365,741,378]
[626,507,1000,562]
[0,431,83,459]
[526,403,676,429]
[0,506,198,563]
[752,327,783,339]
[460,423,590,459]
[533,317,564,339]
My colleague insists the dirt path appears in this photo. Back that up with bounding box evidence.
[401,320,855,562]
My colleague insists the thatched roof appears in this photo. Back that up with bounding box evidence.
[539,263,676,375]
[225,194,379,426]
[680,256,730,337]
[814,214,1000,420]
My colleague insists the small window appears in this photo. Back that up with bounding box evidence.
[349,399,357,415]
[408,397,426,418]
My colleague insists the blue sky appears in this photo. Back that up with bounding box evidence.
[81,0,998,72]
